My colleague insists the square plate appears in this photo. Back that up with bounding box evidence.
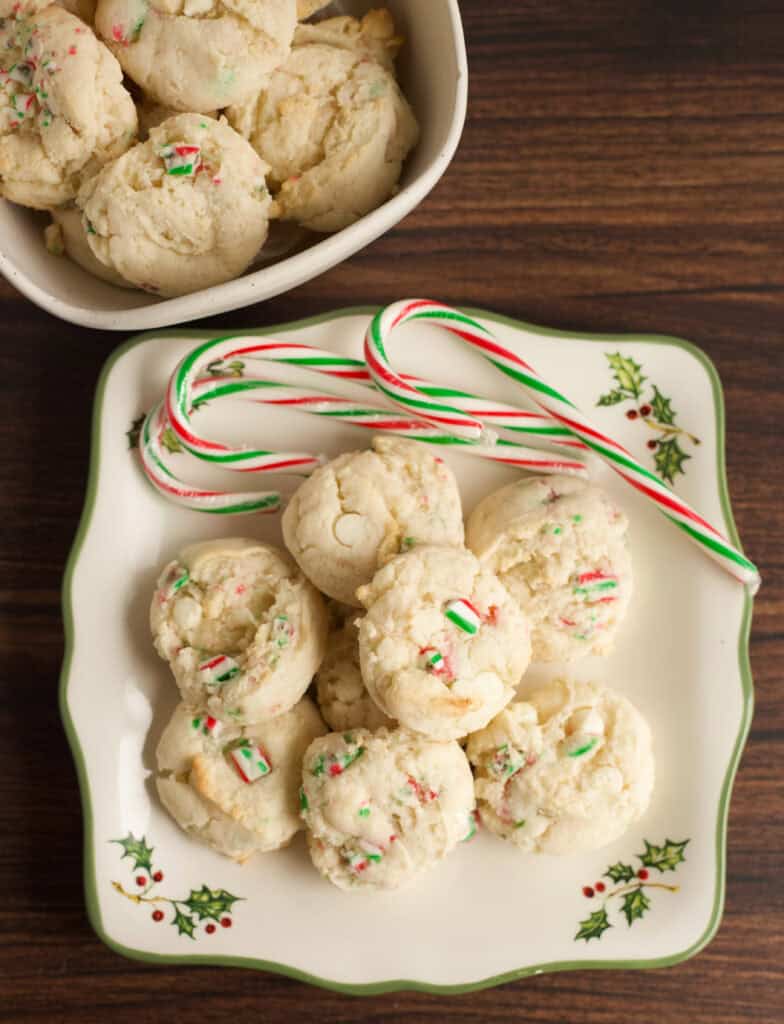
[60,307,754,992]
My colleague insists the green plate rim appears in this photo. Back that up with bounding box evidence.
[59,305,755,994]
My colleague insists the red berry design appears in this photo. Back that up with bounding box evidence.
[152,910,164,922]
[583,886,595,898]
[638,868,649,880]
[135,876,146,887]
[595,881,606,893]
[221,917,232,928]
[647,440,657,450]
[206,923,216,934]
[639,404,652,417]
[153,871,163,882]
[626,410,638,420]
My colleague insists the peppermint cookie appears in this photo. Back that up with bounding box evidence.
[0,6,136,209]
[293,8,402,71]
[77,113,272,297]
[300,727,475,890]
[466,679,655,854]
[357,546,532,741]
[150,538,328,724]
[156,697,326,861]
[282,436,464,606]
[95,0,297,113]
[315,620,394,733]
[227,33,418,232]
[466,476,633,663]
[45,205,132,286]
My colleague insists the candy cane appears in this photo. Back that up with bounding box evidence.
[229,742,272,783]
[198,654,241,685]
[444,598,482,635]
[364,300,760,593]
[201,333,587,451]
[138,326,588,515]
[138,401,282,515]
[184,375,588,476]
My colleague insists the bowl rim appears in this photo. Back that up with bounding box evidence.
[0,0,468,331]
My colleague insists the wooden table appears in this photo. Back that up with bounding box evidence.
[1,2,782,1020]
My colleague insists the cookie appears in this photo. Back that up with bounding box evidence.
[150,538,328,724]
[45,206,132,286]
[227,32,418,231]
[293,8,402,70]
[466,476,633,662]
[466,679,655,854]
[95,0,297,113]
[315,619,394,732]
[156,697,326,861]
[77,113,272,297]
[0,6,136,209]
[300,727,475,889]
[282,436,464,606]
[357,545,532,741]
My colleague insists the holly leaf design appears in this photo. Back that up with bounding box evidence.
[184,885,241,922]
[621,887,651,926]
[638,838,689,873]
[172,907,197,939]
[654,437,690,484]
[649,385,676,426]
[575,907,611,942]
[160,426,183,454]
[597,389,626,407]
[126,414,145,450]
[605,861,636,884]
[606,352,645,399]
[112,833,154,875]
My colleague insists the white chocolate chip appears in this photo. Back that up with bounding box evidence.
[173,595,203,631]
[334,513,369,548]
[566,708,604,737]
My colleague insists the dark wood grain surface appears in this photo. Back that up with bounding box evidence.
[1,1,783,1020]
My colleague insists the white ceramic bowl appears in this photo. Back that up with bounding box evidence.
[0,0,466,330]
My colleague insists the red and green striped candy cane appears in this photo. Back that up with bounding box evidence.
[163,334,588,477]
[185,375,587,477]
[229,742,272,783]
[201,332,587,451]
[198,654,241,685]
[444,598,482,635]
[345,841,384,874]
[364,300,760,593]
[138,401,282,515]
[165,340,323,477]
[158,560,189,601]
[572,570,620,605]
[192,714,222,737]
[159,143,201,177]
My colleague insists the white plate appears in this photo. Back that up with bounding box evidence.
[60,307,753,992]
[0,1,466,330]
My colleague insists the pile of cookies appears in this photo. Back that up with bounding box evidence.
[149,437,654,890]
[0,1,419,296]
